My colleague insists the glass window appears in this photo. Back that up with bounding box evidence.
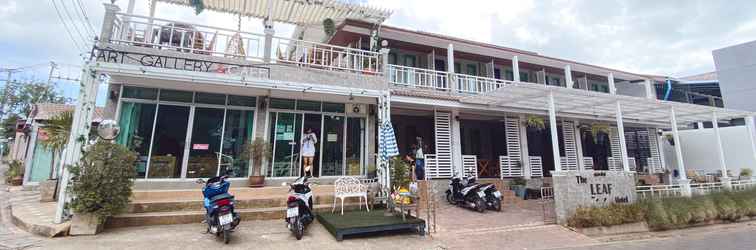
[321,115,345,176]
[403,55,417,67]
[117,102,156,178]
[551,77,561,86]
[268,112,302,177]
[122,86,158,100]
[297,100,322,112]
[148,105,190,178]
[520,72,529,82]
[454,63,461,73]
[346,117,364,176]
[505,70,514,81]
[388,53,398,65]
[160,89,193,102]
[186,107,225,178]
[323,102,345,113]
[466,64,477,76]
[227,95,256,107]
[221,110,255,177]
[270,98,296,109]
[195,92,226,105]
[494,68,502,80]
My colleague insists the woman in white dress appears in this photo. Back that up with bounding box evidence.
[301,128,317,177]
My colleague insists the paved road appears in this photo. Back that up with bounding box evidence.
[0,164,44,250]
[551,221,756,250]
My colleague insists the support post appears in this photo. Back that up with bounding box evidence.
[512,56,520,82]
[263,21,275,63]
[574,121,585,171]
[451,109,464,176]
[101,4,121,46]
[548,91,562,172]
[608,73,616,95]
[146,0,157,44]
[380,48,390,77]
[615,101,630,172]
[518,115,531,179]
[564,65,573,89]
[712,112,731,189]
[644,79,655,100]
[746,116,756,172]
[670,107,691,197]
[447,44,456,92]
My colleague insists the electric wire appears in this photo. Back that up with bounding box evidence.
[55,0,90,49]
[72,0,98,37]
[50,0,85,52]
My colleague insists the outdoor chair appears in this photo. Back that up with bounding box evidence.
[332,177,370,215]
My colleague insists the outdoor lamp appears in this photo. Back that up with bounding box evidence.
[97,119,120,140]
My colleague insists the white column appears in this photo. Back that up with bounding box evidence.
[656,128,667,170]
[615,101,630,172]
[451,109,464,176]
[697,122,704,130]
[519,115,531,179]
[564,65,574,89]
[608,73,616,95]
[146,0,157,42]
[22,125,39,185]
[712,112,731,189]
[644,79,655,99]
[512,56,520,82]
[746,116,756,168]
[263,21,275,63]
[670,107,691,196]
[487,59,495,78]
[548,91,562,172]
[447,44,455,73]
[574,121,585,171]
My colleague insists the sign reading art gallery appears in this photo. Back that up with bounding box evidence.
[91,47,267,77]
[551,170,637,224]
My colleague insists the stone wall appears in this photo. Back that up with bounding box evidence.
[552,171,637,224]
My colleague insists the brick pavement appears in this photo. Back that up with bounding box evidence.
[1,163,44,249]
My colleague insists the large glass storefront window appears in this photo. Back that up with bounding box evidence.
[321,115,345,176]
[269,112,302,177]
[117,87,256,179]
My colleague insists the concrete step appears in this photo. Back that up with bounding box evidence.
[131,185,336,201]
[107,203,370,229]
[127,194,340,213]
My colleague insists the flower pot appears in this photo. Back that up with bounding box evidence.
[70,213,104,235]
[248,175,265,188]
[39,179,58,202]
[8,176,23,186]
[510,185,526,198]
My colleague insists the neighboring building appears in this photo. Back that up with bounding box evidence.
[652,72,723,108]
[714,40,756,112]
[68,1,755,192]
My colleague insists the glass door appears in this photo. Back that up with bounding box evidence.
[221,109,255,177]
[321,115,345,176]
[301,114,322,177]
[268,112,302,177]
[148,105,190,178]
[186,107,225,178]
[345,117,364,176]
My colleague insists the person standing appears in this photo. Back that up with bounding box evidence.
[301,128,317,177]
[413,136,425,180]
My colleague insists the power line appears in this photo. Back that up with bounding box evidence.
[58,0,92,45]
[50,0,84,51]
[71,0,97,37]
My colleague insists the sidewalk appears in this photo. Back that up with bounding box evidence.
[1,163,45,249]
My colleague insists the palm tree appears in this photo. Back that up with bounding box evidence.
[39,111,73,179]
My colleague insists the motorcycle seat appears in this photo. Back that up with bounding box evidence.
[210,193,234,203]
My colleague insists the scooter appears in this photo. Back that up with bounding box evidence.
[445,175,487,213]
[285,176,314,240]
[478,182,502,211]
[197,171,240,244]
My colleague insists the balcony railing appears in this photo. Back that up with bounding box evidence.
[387,64,512,94]
[108,13,382,74]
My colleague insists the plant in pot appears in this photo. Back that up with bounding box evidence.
[241,137,272,187]
[589,123,612,143]
[4,160,24,186]
[526,115,545,130]
[390,156,413,204]
[509,177,527,198]
[68,141,137,235]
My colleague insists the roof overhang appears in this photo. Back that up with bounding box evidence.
[460,83,754,127]
[156,0,392,25]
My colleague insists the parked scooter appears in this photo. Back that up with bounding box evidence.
[197,171,241,244]
[285,176,314,240]
[445,175,487,212]
[477,181,502,211]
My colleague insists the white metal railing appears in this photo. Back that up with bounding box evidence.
[389,65,450,91]
[529,156,543,178]
[636,184,684,199]
[110,13,381,74]
[388,64,513,94]
[541,186,554,200]
[499,155,523,177]
[732,179,756,191]
[583,157,594,170]
[462,155,478,178]
[637,180,756,199]
[690,182,724,195]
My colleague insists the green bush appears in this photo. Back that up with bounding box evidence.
[390,156,411,189]
[3,160,23,183]
[68,141,137,223]
[567,203,645,228]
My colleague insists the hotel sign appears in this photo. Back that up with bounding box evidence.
[551,171,637,224]
[92,47,268,76]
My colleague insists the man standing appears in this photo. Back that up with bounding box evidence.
[413,136,425,180]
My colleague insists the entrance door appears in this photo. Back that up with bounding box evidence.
[186,107,225,178]
[301,114,322,177]
[148,105,190,178]
[321,115,345,176]
[269,112,302,177]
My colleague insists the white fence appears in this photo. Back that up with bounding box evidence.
[529,156,544,178]
[637,179,755,199]
[388,64,513,94]
[111,13,381,74]
[462,155,478,178]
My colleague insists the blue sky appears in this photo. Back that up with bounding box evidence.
[2,0,756,109]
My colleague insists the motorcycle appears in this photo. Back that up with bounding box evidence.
[478,181,502,211]
[285,176,314,240]
[445,176,487,213]
[197,171,240,244]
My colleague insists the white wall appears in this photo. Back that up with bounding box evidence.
[713,40,756,112]
[663,125,756,176]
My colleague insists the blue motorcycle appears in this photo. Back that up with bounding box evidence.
[197,171,240,244]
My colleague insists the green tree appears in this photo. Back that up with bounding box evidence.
[39,111,73,179]
[1,113,20,140]
[0,81,70,118]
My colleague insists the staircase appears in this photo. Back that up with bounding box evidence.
[106,185,365,228]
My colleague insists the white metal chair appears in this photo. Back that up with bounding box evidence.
[332,177,370,215]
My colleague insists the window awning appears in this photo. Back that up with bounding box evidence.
[460,83,755,127]
[156,0,393,24]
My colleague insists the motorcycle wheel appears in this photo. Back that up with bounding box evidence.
[446,192,456,205]
[493,198,502,212]
[223,229,230,244]
[475,198,486,213]
[294,219,304,240]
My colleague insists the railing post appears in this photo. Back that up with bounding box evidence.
[712,112,732,190]
[99,3,121,47]
[263,19,275,63]
[670,107,692,197]
[380,48,390,80]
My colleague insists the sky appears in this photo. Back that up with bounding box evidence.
[1,0,755,102]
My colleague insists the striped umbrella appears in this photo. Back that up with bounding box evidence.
[379,121,399,161]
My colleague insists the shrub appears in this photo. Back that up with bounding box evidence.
[645,199,672,230]
[68,141,137,223]
[3,160,23,183]
[567,203,645,228]
[390,156,411,189]
[711,192,742,221]
[741,168,753,178]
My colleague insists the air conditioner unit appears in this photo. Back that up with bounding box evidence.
[347,104,367,115]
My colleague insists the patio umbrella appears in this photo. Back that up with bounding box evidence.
[379,121,399,161]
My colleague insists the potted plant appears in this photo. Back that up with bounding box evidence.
[589,123,612,143]
[68,141,137,235]
[241,138,272,187]
[4,160,24,186]
[526,115,545,130]
[390,156,412,204]
[509,177,527,198]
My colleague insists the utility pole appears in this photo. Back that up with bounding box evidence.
[0,69,17,119]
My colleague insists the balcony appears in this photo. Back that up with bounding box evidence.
[387,64,513,94]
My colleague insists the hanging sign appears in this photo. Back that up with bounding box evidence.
[192,144,210,150]
[91,47,267,76]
